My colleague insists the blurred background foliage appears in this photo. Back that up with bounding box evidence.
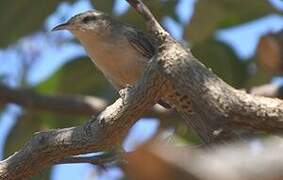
[0,0,282,179]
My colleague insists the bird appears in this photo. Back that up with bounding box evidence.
[52,10,169,108]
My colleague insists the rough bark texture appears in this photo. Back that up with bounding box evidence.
[0,62,166,179]
[1,0,283,179]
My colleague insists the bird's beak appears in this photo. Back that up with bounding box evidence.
[52,22,70,31]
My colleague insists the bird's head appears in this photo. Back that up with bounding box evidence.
[52,10,116,36]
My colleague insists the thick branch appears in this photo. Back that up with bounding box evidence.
[0,62,166,179]
[126,0,224,143]
[130,0,283,138]
[162,48,283,139]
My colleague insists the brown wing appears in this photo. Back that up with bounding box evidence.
[124,27,155,59]
[124,27,171,108]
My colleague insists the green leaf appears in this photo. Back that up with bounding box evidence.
[185,0,279,43]
[3,112,55,180]
[0,0,75,48]
[245,64,273,88]
[30,168,51,180]
[191,38,248,88]
[36,57,116,100]
[91,0,116,13]
[118,0,180,31]
[4,112,41,158]
[3,56,115,169]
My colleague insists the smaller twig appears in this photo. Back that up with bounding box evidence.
[57,152,119,165]
[125,0,157,24]
[125,0,167,43]
[0,83,107,116]
[0,83,176,120]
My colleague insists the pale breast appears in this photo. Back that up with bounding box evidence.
[85,38,148,89]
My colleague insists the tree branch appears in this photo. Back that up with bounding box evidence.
[0,59,166,179]
[124,0,283,142]
[1,0,283,179]
[0,84,107,116]
[0,84,176,120]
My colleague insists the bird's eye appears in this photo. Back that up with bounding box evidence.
[82,16,96,23]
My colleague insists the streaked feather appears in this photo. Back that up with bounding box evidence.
[124,27,155,59]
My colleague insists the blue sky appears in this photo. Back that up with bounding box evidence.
[1,0,283,179]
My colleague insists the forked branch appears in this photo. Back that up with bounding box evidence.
[1,0,283,179]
